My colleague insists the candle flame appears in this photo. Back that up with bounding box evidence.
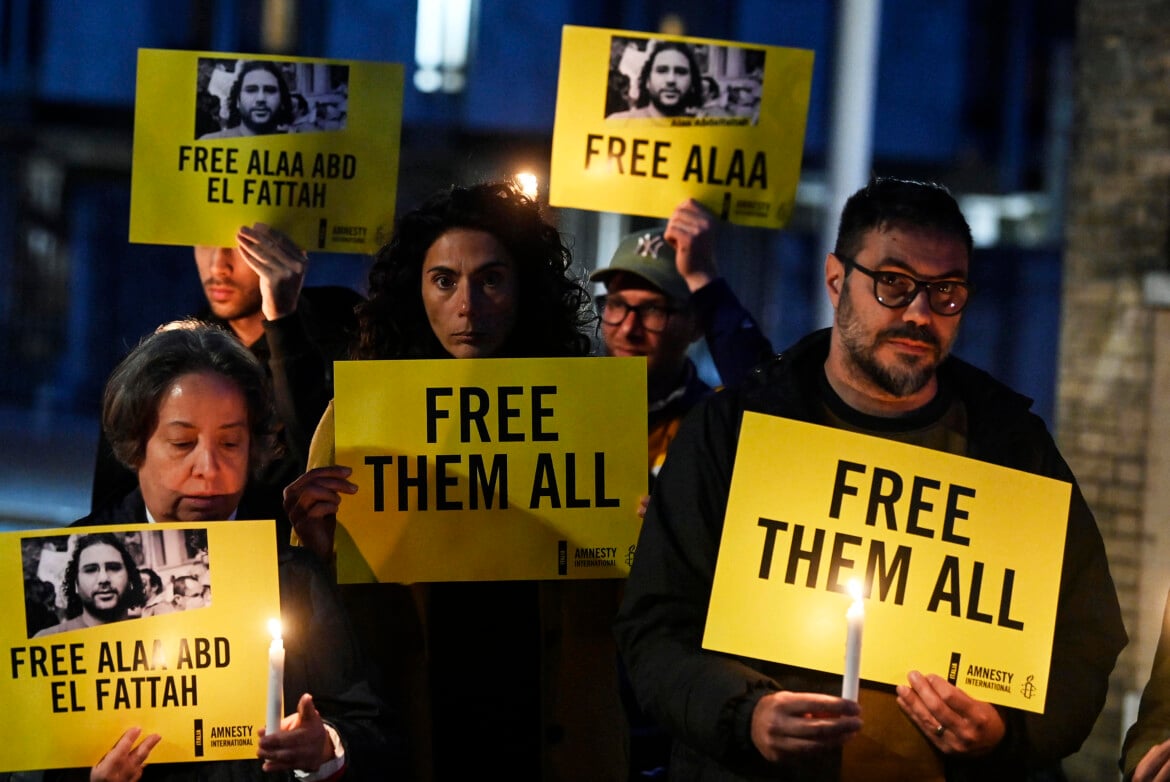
[268,618,282,640]
[847,579,863,602]
[515,172,538,200]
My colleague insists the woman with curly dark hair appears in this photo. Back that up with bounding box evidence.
[354,180,593,361]
[285,181,626,781]
[288,180,594,547]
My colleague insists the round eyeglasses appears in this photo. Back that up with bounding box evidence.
[841,257,971,316]
[596,295,677,333]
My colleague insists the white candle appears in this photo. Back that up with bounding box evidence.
[267,618,285,734]
[842,580,864,701]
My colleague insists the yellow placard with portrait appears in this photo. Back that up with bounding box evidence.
[549,26,813,228]
[332,357,647,583]
[0,521,280,771]
[129,49,403,253]
[703,413,1070,713]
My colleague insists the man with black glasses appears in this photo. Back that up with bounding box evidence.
[614,177,1126,780]
[591,198,773,485]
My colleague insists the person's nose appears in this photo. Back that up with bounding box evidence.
[191,441,220,481]
[456,283,483,317]
[208,248,234,276]
[616,307,645,338]
[902,287,933,326]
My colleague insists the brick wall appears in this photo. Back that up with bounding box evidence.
[1061,1,1170,779]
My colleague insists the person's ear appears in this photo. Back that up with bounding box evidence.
[825,254,845,302]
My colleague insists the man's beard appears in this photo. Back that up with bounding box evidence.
[84,594,130,623]
[836,283,952,398]
[241,108,279,134]
[204,278,263,321]
[650,92,687,117]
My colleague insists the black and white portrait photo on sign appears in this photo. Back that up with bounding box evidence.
[604,35,765,123]
[22,527,211,638]
[195,57,351,140]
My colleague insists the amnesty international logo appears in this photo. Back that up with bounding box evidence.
[625,545,636,568]
[1021,674,1037,700]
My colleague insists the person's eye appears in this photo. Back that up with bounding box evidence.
[221,440,241,450]
[645,306,665,319]
[431,274,455,290]
[170,440,195,451]
[877,272,910,288]
[107,563,124,573]
[932,281,959,294]
[482,271,506,288]
[81,565,99,574]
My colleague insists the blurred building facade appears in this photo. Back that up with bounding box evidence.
[0,0,1073,420]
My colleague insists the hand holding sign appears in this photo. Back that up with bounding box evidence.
[664,198,718,291]
[91,726,162,782]
[895,670,1005,755]
[284,463,357,562]
[236,222,307,321]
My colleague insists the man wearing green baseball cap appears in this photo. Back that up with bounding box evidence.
[591,198,773,778]
[590,199,773,483]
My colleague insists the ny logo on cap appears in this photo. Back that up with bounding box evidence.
[634,232,667,259]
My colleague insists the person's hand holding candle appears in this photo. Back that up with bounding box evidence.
[258,693,339,774]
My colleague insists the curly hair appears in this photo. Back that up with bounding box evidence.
[355,181,594,360]
[62,533,145,620]
[226,60,293,131]
[636,41,703,112]
[102,320,278,479]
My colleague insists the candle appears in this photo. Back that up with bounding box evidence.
[267,618,284,734]
[842,579,864,701]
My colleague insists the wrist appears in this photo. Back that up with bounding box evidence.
[683,270,715,292]
[295,723,345,781]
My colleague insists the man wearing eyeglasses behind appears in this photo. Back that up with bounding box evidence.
[615,177,1126,780]
[592,198,773,778]
[591,198,773,486]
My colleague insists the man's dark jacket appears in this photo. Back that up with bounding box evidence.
[614,329,1127,781]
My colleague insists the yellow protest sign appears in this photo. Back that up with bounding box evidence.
[129,49,403,253]
[0,521,280,771]
[333,357,647,583]
[703,413,1070,713]
[549,26,813,228]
